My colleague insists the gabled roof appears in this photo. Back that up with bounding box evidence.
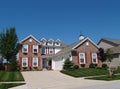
[72,37,99,49]
[20,35,41,44]
[41,38,47,41]
[98,38,120,46]
[54,37,99,58]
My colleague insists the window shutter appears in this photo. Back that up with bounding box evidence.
[29,57,31,67]
[85,52,87,64]
[77,52,79,64]
[38,46,40,53]
[38,57,40,66]
[90,52,92,63]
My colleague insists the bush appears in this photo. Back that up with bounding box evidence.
[73,65,79,69]
[63,58,73,70]
[81,64,85,68]
[89,63,97,68]
[102,64,108,69]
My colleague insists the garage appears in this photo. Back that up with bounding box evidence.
[52,58,64,70]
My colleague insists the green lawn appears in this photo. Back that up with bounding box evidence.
[0,71,24,82]
[60,68,109,77]
[86,74,120,81]
[0,83,25,89]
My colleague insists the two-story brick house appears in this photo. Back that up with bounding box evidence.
[19,35,67,71]
[19,35,41,71]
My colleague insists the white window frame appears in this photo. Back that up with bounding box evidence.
[92,53,98,64]
[48,41,53,46]
[55,42,60,46]
[32,57,38,67]
[22,57,28,67]
[33,45,38,53]
[22,44,28,53]
[49,47,53,54]
[79,53,86,64]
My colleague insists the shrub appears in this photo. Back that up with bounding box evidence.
[63,58,73,70]
[102,64,108,69]
[73,65,79,69]
[89,63,97,68]
[81,64,85,68]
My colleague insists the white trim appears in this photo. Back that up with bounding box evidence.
[72,37,99,49]
[32,57,38,67]
[92,53,98,64]
[20,35,41,44]
[22,57,28,67]
[79,53,86,64]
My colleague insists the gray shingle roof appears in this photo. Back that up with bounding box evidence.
[98,38,120,46]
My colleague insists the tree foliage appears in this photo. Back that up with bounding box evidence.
[106,49,113,62]
[106,49,115,76]
[0,27,20,70]
[63,58,73,70]
[98,48,106,62]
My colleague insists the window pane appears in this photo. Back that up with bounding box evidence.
[42,47,46,54]
[92,53,97,63]
[33,45,38,53]
[79,53,85,64]
[23,45,28,52]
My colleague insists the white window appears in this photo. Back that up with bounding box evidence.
[48,41,53,46]
[33,45,38,53]
[42,47,46,54]
[55,42,60,46]
[22,57,28,67]
[22,44,28,53]
[79,53,85,64]
[33,57,38,67]
[49,47,53,54]
[92,53,98,64]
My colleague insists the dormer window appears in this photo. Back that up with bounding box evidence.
[33,45,38,53]
[22,44,28,53]
[55,39,61,46]
[41,38,47,45]
[48,39,54,46]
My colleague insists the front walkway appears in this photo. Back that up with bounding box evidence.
[10,71,120,89]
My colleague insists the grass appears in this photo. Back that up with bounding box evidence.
[0,71,24,82]
[86,74,120,81]
[0,83,25,89]
[60,68,109,77]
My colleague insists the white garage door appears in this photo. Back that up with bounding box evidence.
[52,59,64,70]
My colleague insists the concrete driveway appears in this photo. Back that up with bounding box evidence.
[20,71,118,89]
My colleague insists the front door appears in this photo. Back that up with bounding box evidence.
[42,58,52,69]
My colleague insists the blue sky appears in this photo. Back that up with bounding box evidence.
[0,0,120,44]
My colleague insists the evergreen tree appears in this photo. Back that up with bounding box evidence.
[0,27,20,70]
[63,58,73,70]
